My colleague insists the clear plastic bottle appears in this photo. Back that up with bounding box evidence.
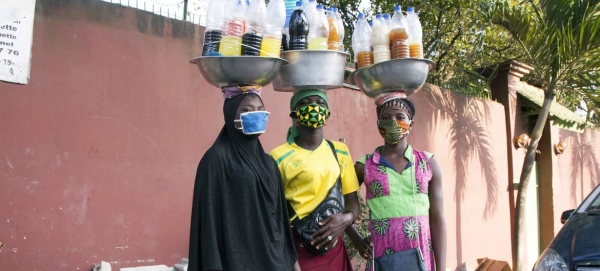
[352,13,373,68]
[406,7,424,58]
[219,0,247,56]
[202,0,225,56]
[333,7,344,51]
[308,5,329,50]
[260,0,286,57]
[242,0,266,56]
[390,5,410,59]
[288,1,309,50]
[383,13,391,28]
[326,7,341,50]
[371,14,390,63]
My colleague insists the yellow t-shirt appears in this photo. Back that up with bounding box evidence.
[270,139,360,220]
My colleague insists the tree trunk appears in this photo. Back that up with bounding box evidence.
[513,85,555,271]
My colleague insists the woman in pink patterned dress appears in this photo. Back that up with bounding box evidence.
[348,94,447,271]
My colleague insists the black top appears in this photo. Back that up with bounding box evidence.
[188,94,297,271]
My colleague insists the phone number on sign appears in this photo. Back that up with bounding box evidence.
[0,48,20,56]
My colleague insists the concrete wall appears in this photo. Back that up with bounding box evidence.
[1,0,514,270]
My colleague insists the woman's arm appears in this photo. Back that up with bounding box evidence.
[428,157,446,271]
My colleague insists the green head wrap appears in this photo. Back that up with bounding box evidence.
[287,89,330,144]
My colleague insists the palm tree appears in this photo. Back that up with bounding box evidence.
[481,1,600,270]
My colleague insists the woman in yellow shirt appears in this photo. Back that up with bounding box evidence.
[270,89,361,270]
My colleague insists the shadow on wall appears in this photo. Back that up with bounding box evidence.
[560,129,600,205]
[423,85,500,270]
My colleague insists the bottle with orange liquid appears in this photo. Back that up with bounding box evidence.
[219,0,247,56]
[389,5,410,59]
[326,7,340,50]
[260,0,286,57]
[333,7,344,51]
[352,13,373,68]
[406,7,424,58]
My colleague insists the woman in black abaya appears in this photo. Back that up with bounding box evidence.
[188,91,299,271]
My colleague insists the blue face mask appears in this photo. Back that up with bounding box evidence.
[234,111,270,135]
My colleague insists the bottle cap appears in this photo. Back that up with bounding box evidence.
[309,0,315,2]
[383,14,390,19]
[316,4,323,10]
[296,1,303,7]
[407,7,415,12]
[358,13,364,19]
[333,7,338,12]
[375,14,382,19]
[394,5,401,12]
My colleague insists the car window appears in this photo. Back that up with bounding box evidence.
[588,195,600,211]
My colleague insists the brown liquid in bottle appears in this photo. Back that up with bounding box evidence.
[389,28,410,59]
[357,51,374,68]
[409,43,424,58]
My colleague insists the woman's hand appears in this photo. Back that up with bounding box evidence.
[355,236,373,260]
[310,212,353,250]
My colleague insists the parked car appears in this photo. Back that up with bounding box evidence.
[533,183,600,271]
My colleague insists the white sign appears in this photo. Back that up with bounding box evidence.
[0,0,36,85]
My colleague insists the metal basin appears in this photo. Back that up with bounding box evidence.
[190,56,288,88]
[273,50,349,92]
[350,58,435,97]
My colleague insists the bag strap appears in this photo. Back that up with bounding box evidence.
[286,140,342,220]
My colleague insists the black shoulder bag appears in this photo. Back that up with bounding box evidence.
[287,140,345,256]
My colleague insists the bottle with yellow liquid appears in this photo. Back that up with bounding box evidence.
[219,0,246,56]
[352,13,373,68]
[327,7,341,50]
[406,7,424,58]
[307,4,329,50]
[260,0,286,57]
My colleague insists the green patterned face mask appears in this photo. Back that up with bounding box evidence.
[295,103,331,129]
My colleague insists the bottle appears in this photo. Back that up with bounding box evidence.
[352,13,373,68]
[389,5,410,59]
[242,0,266,56]
[260,0,286,57]
[288,1,309,50]
[383,13,391,28]
[308,5,329,50]
[326,7,341,50]
[333,7,344,51]
[372,14,391,63]
[406,7,424,58]
[219,0,247,56]
[202,0,225,56]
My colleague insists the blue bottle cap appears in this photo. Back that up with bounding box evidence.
[316,4,323,10]
[383,14,390,19]
[369,21,373,27]
[309,0,316,2]
[407,7,415,12]
[376,14,382,19]
[394,5,401,12]
[333,7,338,12]
[358,13,364,19]
[296,1,303,7]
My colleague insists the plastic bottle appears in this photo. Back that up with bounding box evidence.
[202,0,225,56]
[352,13,373,68]
[260,0,286,57]
[389,5,410,59]
[307,5,328,50]
[383,13,391,28]
[326,7,341,50]
[372,14,390,63]
[219,0,247,56]
[406,7,424,58]
[333,7,344,51]
[288,1,309,50]
[242,0,266,56]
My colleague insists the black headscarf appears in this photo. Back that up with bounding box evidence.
[188,94,297,271]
